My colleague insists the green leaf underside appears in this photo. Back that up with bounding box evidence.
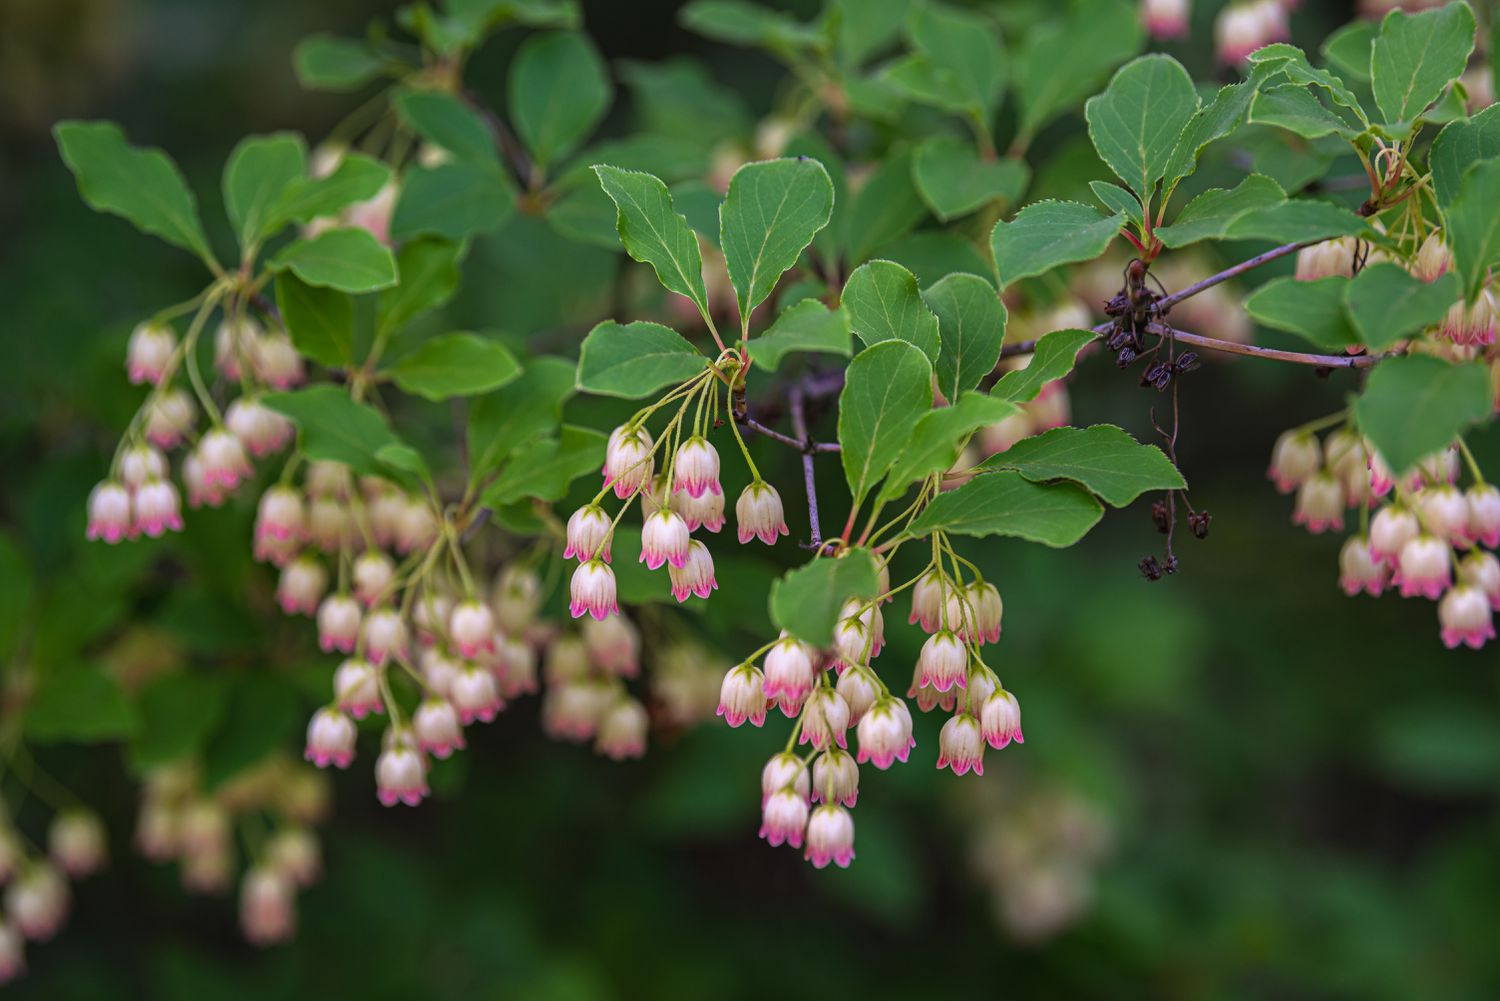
[263,385,404,478]
[484,426,608,505]
[748,298,851,371]
[878,393,1019,504]
[1085,54,1199,203]
[842,260,941,363]
[1244,276,1359,350]
[1355,355,1493,474]
[993,329,1096,402]
[980,424,1184,506]
[720,157,835,319]
[769,549,880,648]
[923,272,1007,401]
[1155,174,1286,248]
[1345,264,1462,350]
[905,470,1104,546]
[593,164,710,317]
[269,228,398,293]
[839,340,934,506]
[277,275,354,369]
[388,333,522,401]
[991,201,1123,289]
[468,356,576,476]
[1370,2,1475,131]
[576,320,706,397]
[1447,157,1500,301]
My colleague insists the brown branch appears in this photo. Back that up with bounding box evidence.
[788,386,823,549]
[1146,322,1388,368]
[1154,240,1311,312]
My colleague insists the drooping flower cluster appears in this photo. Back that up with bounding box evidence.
[0,804,110,984]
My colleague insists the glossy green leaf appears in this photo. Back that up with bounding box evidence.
[1221,199,1369,243]
[1371,2,1475,131]
[26,664,136,744]
[979,424,1184,506]
[277,274,354,369]
[1155,174,1286,248]
[1430,104,1500,208]
[1344,264,1462,350]
[922,272,1006,401]
[270,227,397,293]
[468,356,577,476]
[1015,0,1144,140]
[1244,276,1359,350]
[393,89,499,164]
[483,425,608,505]
[264,384,403,476]
[904,470,1103,546]
[576,320,706,398]
[593,165,710,318]
[293,34,388,91]
[991,200,1122,289]
[1089,181,1145,232]
[769,549,880,648]
[388,333,521,401]
[377,238,465,335]
[1247,44,1368,125]
[1085,54,1199,202]
[508,31,611,168]
[912,137,1028,221]
[223,133,307,250]
[390,161,515,242]
[1355,355,1493,474]
[1446,157,1500,301]
[878,393,1019,504]
[1249,85,1357,139]
[839,340,934,506]
[1161,64,1281,191]
[842,260,941,363]
[993,328,1096,403]
[720,157,834,320]
[748,298,851,371]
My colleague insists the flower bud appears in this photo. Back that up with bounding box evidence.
[276,556,327,616]
[804,804,855,869]
[133,479,185,539]
[917,630,969,693]
[48,811,106,878]
[812,748,859,807]
[856,696,914,768]
[493,565,543,631]
[1292,471,1345,534]
[759,788,809,849]
[833,612,876,670]
[1460,551,1500,609]
[672,435,721,499]
[226,397,293,457]
[120,443,168,489]
[799,689,850,751]
[1397,534,1452,600]
[673,485,725,533]
[1413,231,1452,282]
[835,664,880,724]
[420,647,462,698]
[1142,0,1189,40]
[126,321,176,384]
[413,699,466,757]
[717,664,767,728]
[908,569,947,631]
[361,609,408,666]
[640,509,692,570]
[937,712,986,776]
[5,866,68,941]
[1338,535,1389,597]
[603,425,654,499]
[305,460,352,499]
[195,429,253,493]
[569,559,619,621]
[736,481,789,545]
[1466,484,1500,548]
[763,633,818,717]
[305,496,355,553]
[333,658,383,719]
[980,689,1025,749]
[1417,486,1471,546]
[394,495,438,554]
[304,707,357,769]
[1215,0,1288,66]
[581,613,640,677]
[564,504,613,562]
[1438,290,1498,346]
[966,580,1004,643]
[668,540,718,602]
[1293,237,1356,282]
[145,388,196,448]
[352,551,396,607]
[1369,503,1420,565]
[215,317,262,380]
[0,922,23,985]
[449,600,496,659]
[374,730,428,807]
[761,752,809,805]
[86,481,132,543]
[541,680,612,741]
[316,594,361,654]
[493,636,539,698]
[595,698,649,760]
[266,828,321,887]
[240,866,296,946]
[252,333,305,390]
[1267,431,1322,494]
[451,664,504,724]
[411,591,454,647]
[1440,584,1495,649]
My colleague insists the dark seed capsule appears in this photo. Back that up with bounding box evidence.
[1163,555,1179,575]
[1141,362,1172,391]
[1107,325,1134,351]
[1188,510,1211,539]
[1174,352,1200,373]
[1116,347,1138,369]
[1139,555,1162,581]
[1151,499,1170,533]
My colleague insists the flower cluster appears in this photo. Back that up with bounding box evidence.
[0,804,108,984]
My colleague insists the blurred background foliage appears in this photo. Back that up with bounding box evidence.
[5,0,1500,998]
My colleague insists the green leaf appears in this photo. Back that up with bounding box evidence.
[130,673,230,770]
[1446,157,1500,300]
[993,328,1095,403]
[201,675,299,790]
[223,133,308,251]
[0,535,32,661]
[991,200,1122,289]
[26,664,136,744]
[720,157,834,320]
[53,121,215,265]
[679,0,823,50]
[1344,264,1462,350]
[842,260,941,363]
[912,136,1028,221]
[878,393,1019,504]
[483,425,608,505]
[390,162,515,242]
[1015,0,1144,140]
[277,275,354,369]
[1244,276,1359,350]
[922,272,1006,401]
[576,320,706,398]
[904,470,1103,546]
[377,237,464,335]
[1371,1,1475,131]
[769,550,880,648]
[269,153,391,227]
[393,89,499,164]
[1161,65,1281,191]
[1322,21,1375,83]
[508,31,611,168]
[979,424,1184,506]
[839,340,934,506]
[1430,104,1500,209]
[1247,44,1368,126]
[468,356,577,475]
[1089,181,1145,232]
[1221,199,1369,244]
[1084,55,1199,203]
[906,1,1007,119]
[593,165,710,318]
[264,384,403,476]
[842,148,928,263]
[269,227,397,293]
[1249,85,1358,139]
[388,333,520,401]
[1355,355,1493,474]
[293,34,388,91]
[748,298,851,371]
[618,57,749,147]
[376,443,433,484]
[1155,174,1286,248]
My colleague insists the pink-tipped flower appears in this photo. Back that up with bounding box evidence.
[451,664,504,724]
[908,569,948,631]
[1413,231,1452,282]
[495,639,541,699]
[716,664,767,728]
[1142,0,1189,40]
[856,696,914,768]
[569,559,619,620]
[375,731,428,807]
[304,707,357,768]
[254,487,305,565]
[759,788,809,849]
[937,712,986,776]
[48,811,106,879]
[1417,486,1471,546]
[305,460,352,499]
[1438,290,1498,346]
[1440,585,1495,649]
[449,600,496,659]
[5,865,68,941]
[278,556,328,616]
[317,594,362,653]
[541,681,612,742]
[494,565,543,632]
[581,614,640,677]
[333,658,383,719]
[833,612,876,670]
[595,698,649,760]
[640,509,692,570]
[1418,448,1460,488]
[1267,431,1322,494]
[803,804,855,869]
[812,748,859,807]
[835,665,880,724]
[1369,503,1420,565]
[762,752,810,805]
[966,580,1003,643]
[910,675,956,713]
[145,389,196,449]
[395,496,438,555]
[917,630,969,693]
[126,321,176,385]
[1292,472,1345,534]
[239,866,296,946]
[195,429,253,493]
[361,609,408,666]
[215,318,262,381]
[413,699,465,758]
[1293,237,1357,282]
[799,688,850,751]
[669,540,717,602]
[564,504,613,562]
[980,690,1025,749]
[1339,535,1389,597]
[86,481,132,543]
[133,479,184,538]
[603,425,654,499]
[226,397,294,458]
[672,435,721,498]
[421,647,462,699]
[352,551,396,608]
[120,444,168,489]
[1215,0,1287,66]
[673,486,725,532]
[736,481,788,544]
[1466,484,1500,548]
[306,497,355,553]
[0,923,23,985]
[1397,534,1452,600]
[1460,551,1500,610]
[252,333,306,390]
[266,829,321,887]
[763,633,818,717]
